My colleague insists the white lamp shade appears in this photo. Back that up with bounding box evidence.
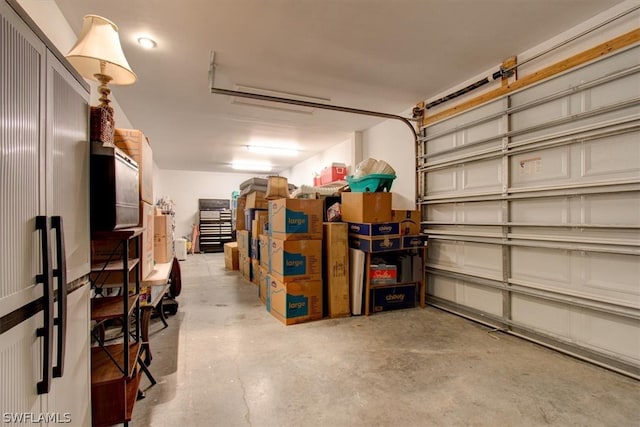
[66,15,136,85]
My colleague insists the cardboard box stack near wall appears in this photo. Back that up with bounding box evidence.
[341,191,421,313]
[140,202,155,279]
[224,242,239,270]
[154,214,174,263]
[267,198,324,325]
[323,223,351,318]
[237,229,251,282]
[113,128,155,280]
[235,196,247,231]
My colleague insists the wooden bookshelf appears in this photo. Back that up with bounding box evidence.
[91,295,139,321]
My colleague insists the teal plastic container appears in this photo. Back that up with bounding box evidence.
[346,174,396,192]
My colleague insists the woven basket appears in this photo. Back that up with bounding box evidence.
[90,106,115,145]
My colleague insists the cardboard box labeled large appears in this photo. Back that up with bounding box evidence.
[224,242,239,270]
[258,265,270,305]
[269,239,322,282]
[341,192,392,223]
[154,214,173,263]
[269,278,323,325]
[251,258,260,285]
[240,254,252,282]
[114,128,153,204]
[392,210,421,235]
[323,223,351,318]
[259,234,270,268]
[269,198,323,241]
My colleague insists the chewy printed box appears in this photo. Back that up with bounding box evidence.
[269,198,323,241]
[269,278,323,325]
[269,239,322,282]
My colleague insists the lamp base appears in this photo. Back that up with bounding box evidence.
[90,106,115,146]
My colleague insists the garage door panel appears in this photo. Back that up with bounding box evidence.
[509,45,640,109]
[427,201,504,224]
[584,252,640,303]
[588,72,640,110]
[511,97,569,130]
[572,310,640,365]
[428,240,502,280]
[510,146,570,188]
[511,247,639,307]
[427,240,457,269]
[584,192,640,226]
[423,44,640,377]
[582,132,640,179]
[461,158,503,192]
[426,167,457,195]
[510,104,640,144]
[461,242,503,280]
[428,275,457,301]
[459,281,502,316]
[511,193,640,226]
[511,247,572,287]
[512,294,571,338]
[511,197,572,224]
[512,294,640,364]
[425,99,503,139]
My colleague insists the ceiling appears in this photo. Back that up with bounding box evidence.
[54,0,624,174]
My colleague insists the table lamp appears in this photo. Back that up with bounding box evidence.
[66,15,137,146]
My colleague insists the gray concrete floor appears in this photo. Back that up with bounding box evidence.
[132,253,639,427]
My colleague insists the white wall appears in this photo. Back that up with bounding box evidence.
[362,109,417,210]
[17,0,134,128]
[156,169,256,239]
[282,133,361,186]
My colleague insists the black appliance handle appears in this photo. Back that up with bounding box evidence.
[35,216,54,394]
[52,216,67,378]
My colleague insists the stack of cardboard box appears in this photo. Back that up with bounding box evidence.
[341,192,423,313]
[236,190,269,283]
[267,198,324,325]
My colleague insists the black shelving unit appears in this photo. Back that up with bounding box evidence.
[198,199,232,253]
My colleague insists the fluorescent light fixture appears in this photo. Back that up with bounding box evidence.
[246,145,299,157]
[137,37,157,49]
[231,161,272,172]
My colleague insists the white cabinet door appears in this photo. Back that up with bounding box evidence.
[1,2,91,423]
[0,0,48,417]
[45,49,90,283]
[44,49,91,426]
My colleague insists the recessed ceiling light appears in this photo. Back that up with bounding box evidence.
[137,37,157,49]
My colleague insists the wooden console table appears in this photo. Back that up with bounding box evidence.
[140,261,172,365]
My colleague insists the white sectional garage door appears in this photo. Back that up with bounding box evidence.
[418,45,640,378]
